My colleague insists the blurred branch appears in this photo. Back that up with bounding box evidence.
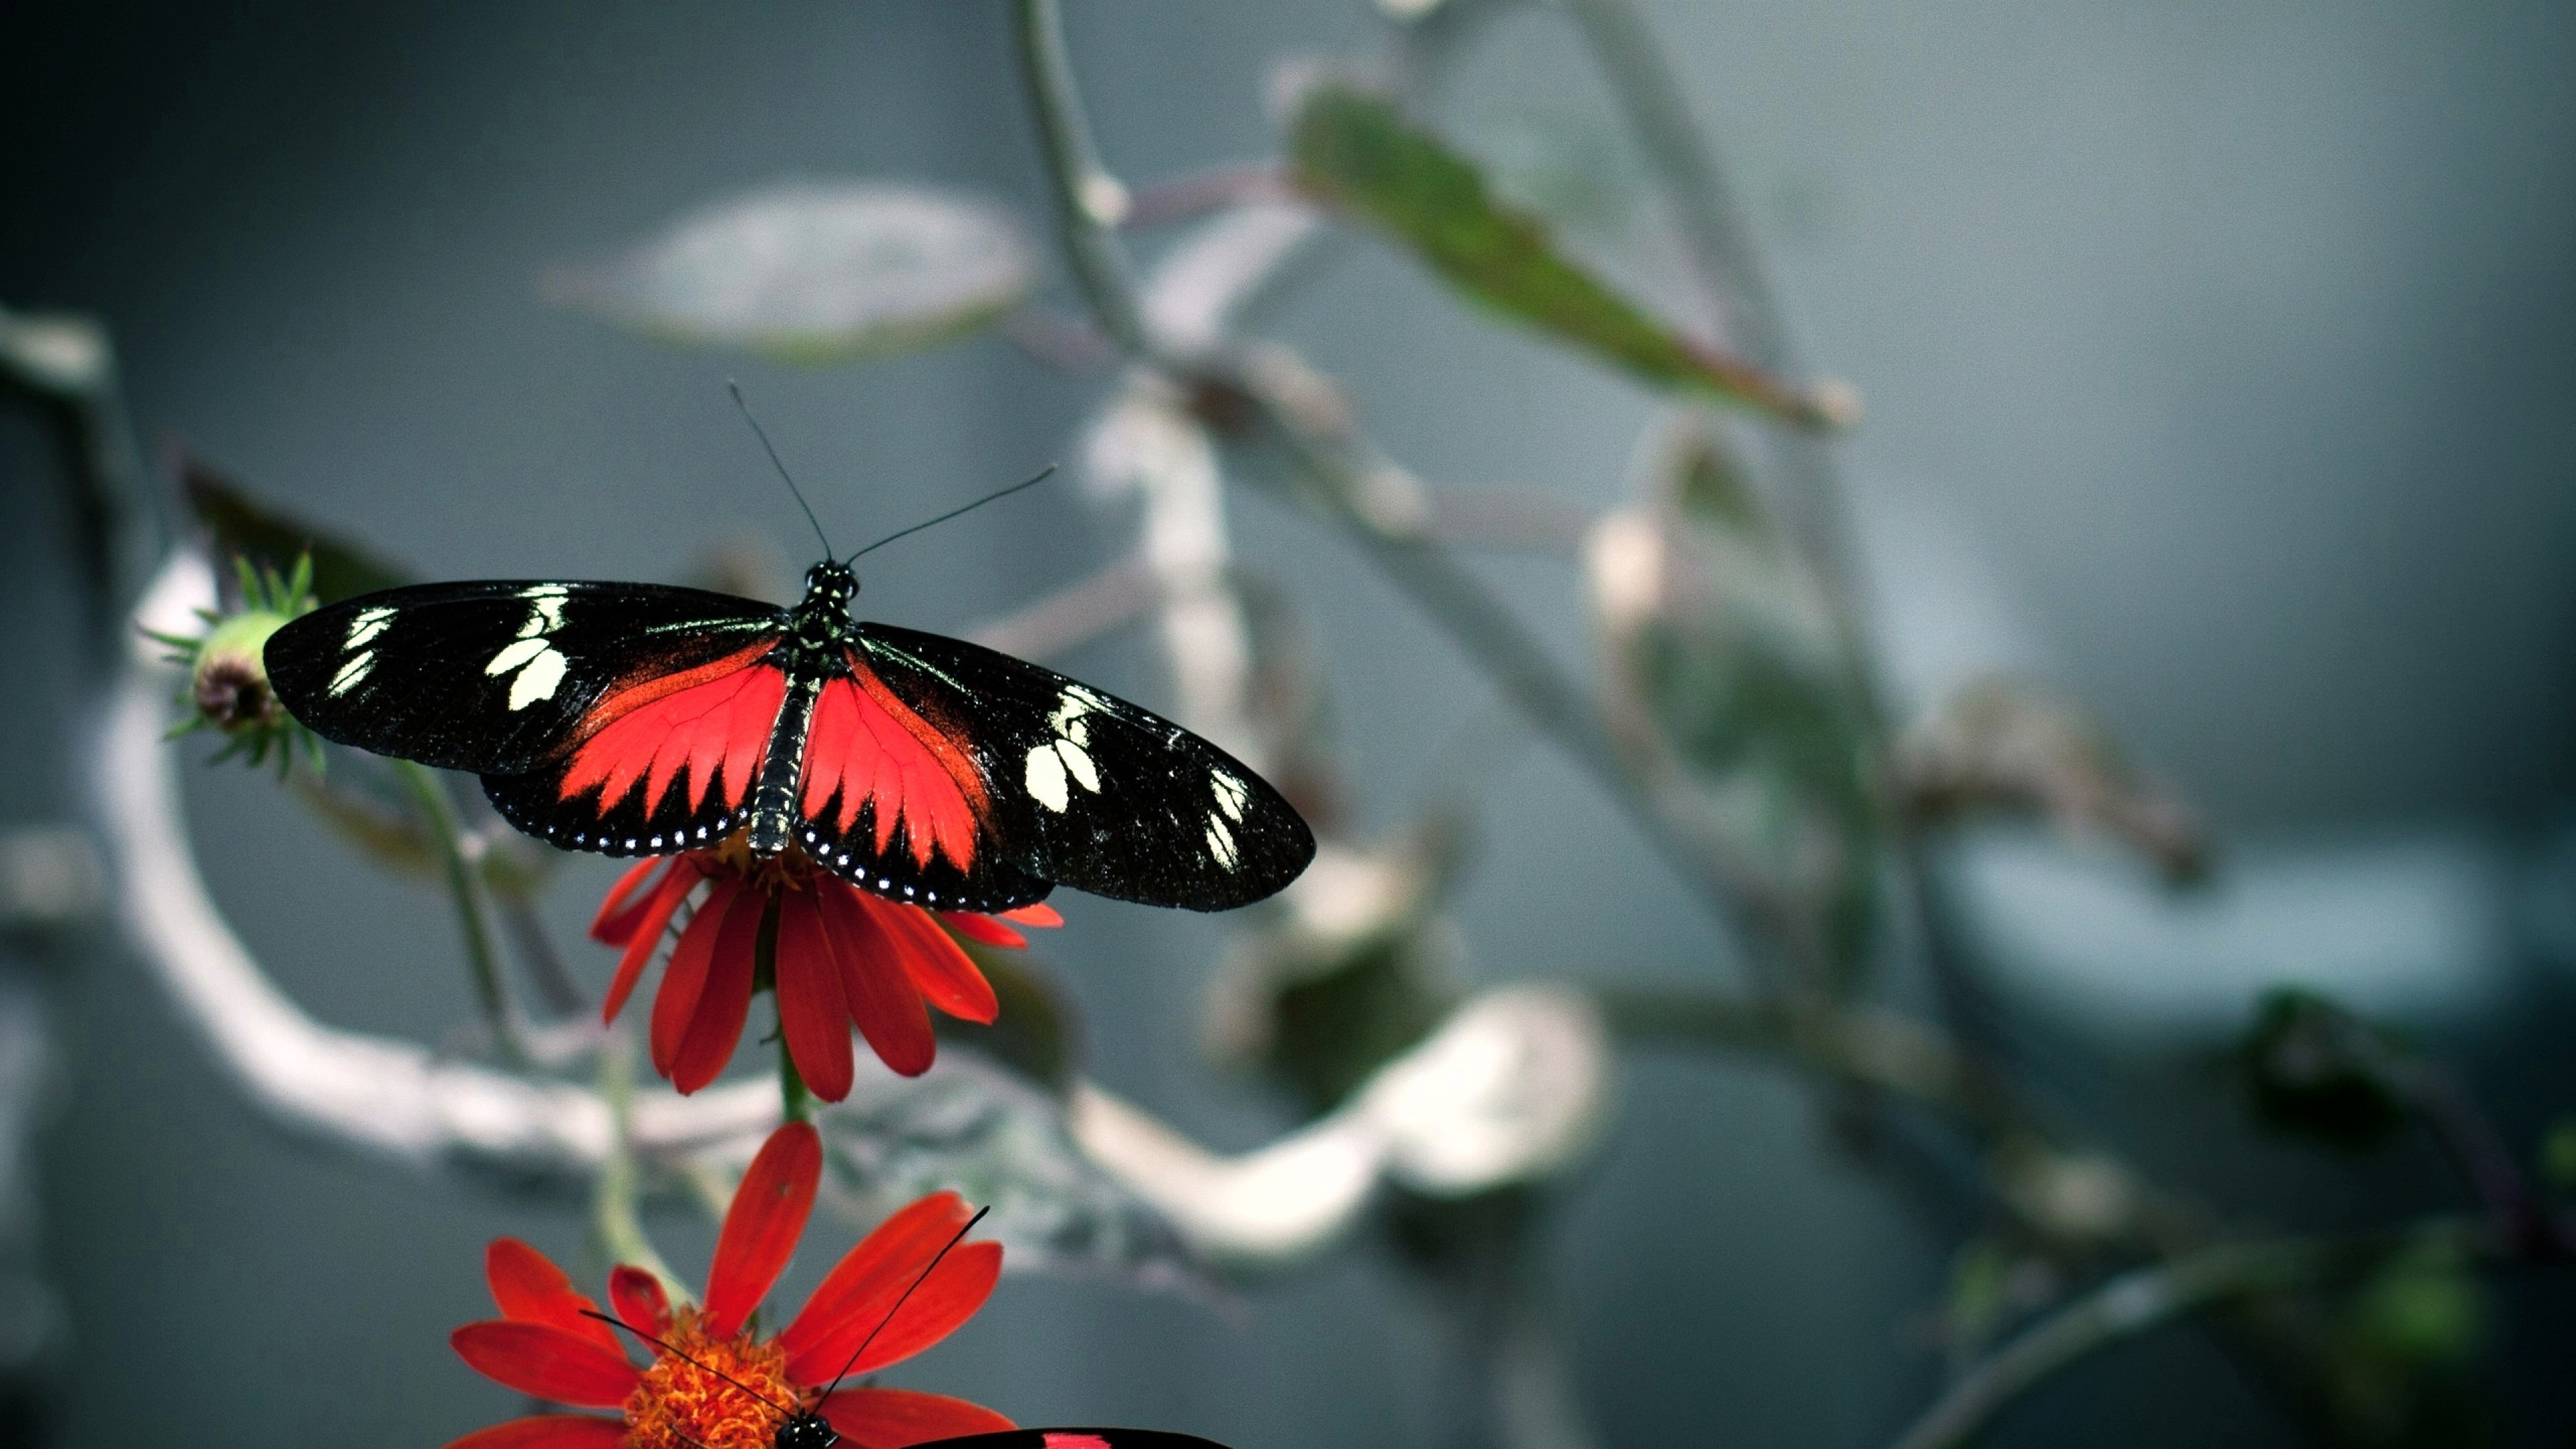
[1012,0,1155,359]
[1886,1222,2492,1449]
[1122,164,1291,230]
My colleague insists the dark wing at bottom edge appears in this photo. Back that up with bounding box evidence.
[913,1432,1234,1449]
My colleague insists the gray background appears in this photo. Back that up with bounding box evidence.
[5,1,2573,1445]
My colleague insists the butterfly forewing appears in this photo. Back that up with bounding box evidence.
[847,625,1314,910]
[266,581,786,775]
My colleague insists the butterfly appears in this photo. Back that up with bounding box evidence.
[262,467,1313,916]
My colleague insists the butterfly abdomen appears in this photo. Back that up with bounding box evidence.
[748,674,823,855]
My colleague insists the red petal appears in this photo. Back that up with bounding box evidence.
[938,912,1024,950]
[590,857,673,946]
[608,1264,670,1336]
[702,1121,821,1340]
[776,895,857,1102]
[441,1416,629,1449]
[602,859,702,1025]
[1001,902,1063,928]
[484,1239,622,1354]
[881,904,998,1024]
[818,1388,1016,1449]
[648,875,741,1073]
[779,1192,999,1383]
[667,888,765,1093]
[449,1322,641,1408]
[817,887,936,1077]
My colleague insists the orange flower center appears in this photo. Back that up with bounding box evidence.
[625,1309,805,1449]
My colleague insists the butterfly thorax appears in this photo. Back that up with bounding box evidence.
[747,561,862,855]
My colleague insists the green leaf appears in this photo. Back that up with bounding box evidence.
[1588,421,1879,981]
[935,944,1079,1091]
[2237,988,2408,1152]
[180,451,410,604]
[1286,81,1843,427]
[551,182,1036,364]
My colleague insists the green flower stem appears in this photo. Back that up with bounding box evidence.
[778,1030,812,1126]
[392,759,525,1063]
[594,1028,689,1300]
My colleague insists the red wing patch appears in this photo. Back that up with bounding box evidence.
[559,644,784,815]
[802,651,989,871]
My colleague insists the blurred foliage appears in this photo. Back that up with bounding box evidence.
[2539,1118,2576,1193]
[1588,420,1878,982]
[550,182,1035,364]
[1898,674,2208,883]
[2239,989,2410,1153]
[1205,824,1466,1117]
[938,944,1081,1091]
[1284,80,1835,426]
[180,449,410,604]
[2318,1240,2491,1448]
[816,1057,1197,1291]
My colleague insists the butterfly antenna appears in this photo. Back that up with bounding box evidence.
[581,1309,796,1422]
[847,467,1057,562]
[818,1204,991,1399]
[729,379,835,559]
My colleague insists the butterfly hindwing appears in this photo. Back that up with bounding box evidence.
[266,581,785,775]
[844,624,1315,911]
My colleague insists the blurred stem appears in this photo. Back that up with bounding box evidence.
[2403,1061,2564,1256]
[1886,1222,2490,1449]
[1013,0,1155,359]
[1565,0,2000,1051]
[392,758,525,1062]
[594,1028,688,1298]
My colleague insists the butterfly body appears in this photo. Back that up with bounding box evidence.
[266,559,1312,913]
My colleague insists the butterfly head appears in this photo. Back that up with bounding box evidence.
[799,560,859,614]
[774,1408,840,1449]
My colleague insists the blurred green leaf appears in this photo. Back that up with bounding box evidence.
[1204,826,1466,1116]
[1899,675,2207,883]
[1587,420,1879,981]
[2540,1117,2576,1191]
[2315,1239,2491,1448]
[179,451,410,604]
[551,182,1036,364]
[936,943,1080,1091]
[1285,81,1843,427]
[2238,988,2408,1152]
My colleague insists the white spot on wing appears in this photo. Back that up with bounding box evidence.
[1212,770,1248,822]
[344,606,394,649]
[1055,739,1099,793]
[1205,815,1239,869]
[507,648,566,709]
[1025,744,1071,812]
[486,637,550,676]
[330,652,374,695]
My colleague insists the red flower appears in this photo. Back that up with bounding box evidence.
[590,837,1060,1098]
[447,1122,1012,1449]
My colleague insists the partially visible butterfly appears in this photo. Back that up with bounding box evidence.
[262,405,1312,914]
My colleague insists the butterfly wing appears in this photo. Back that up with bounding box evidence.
[831,623,1313,910]
[905,1431,1232,1449]
[267,580,786,773]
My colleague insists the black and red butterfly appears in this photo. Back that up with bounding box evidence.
[262,497,1311,916]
